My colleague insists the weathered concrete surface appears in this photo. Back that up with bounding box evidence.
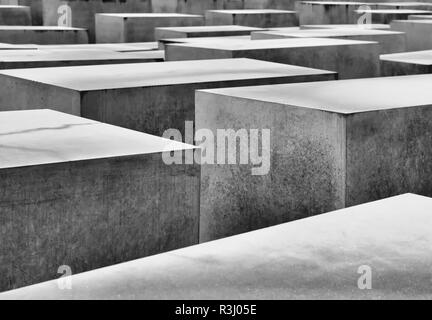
[35,42,159,52]
[381,50,432,75]
[205,9,299,27]
[251,28,406,53]
[0,49,163,69]
[0,109,200,292]
[0,59,336,136]
[2,194,432,300]
[0,5,31,25]
[301,23,391,29]
[158,35,249,50]
[355,9,432,24]
[155,25,263,41]
[195,75,432,241]
[391,20,432,50]
[165,38,380,79]
[96,13,204,43]
[0,26,88,44]
[408,14,432,19]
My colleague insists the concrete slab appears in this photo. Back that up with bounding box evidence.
[0,49,163,69]
[0,109,200,292]
[0,26,88,44]
[2,194,432,299]
[0,5,31,25]
[408,14,432,19]
[301,23,391,30]
[381,50,432,75]
[0,43,37,50]
[298,1,369,25]
[96,13,204,43]
[35,42,159,52]
[391,19,432,50]
[251,28,406,53]
[158,35,250,50]
[354,9,432,24]
[155,25,263,41]
[165,38,380,79]
[0,59,335,137]
[376,2,432,10]
[205,9,299,27]
[195,74,432,241]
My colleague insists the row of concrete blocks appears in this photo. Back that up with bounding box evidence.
[1,57,432,291]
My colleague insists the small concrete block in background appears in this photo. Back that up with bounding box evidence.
[205,9,299,27]
[0,26,89,44]
[381,50,432,75]
[0,5,31,25]
[391,19,432,50]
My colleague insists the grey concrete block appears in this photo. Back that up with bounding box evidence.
[300,23,391,30]
[195,75,432,241]
[355,9,432,24]
[377,2,432,10]
[251,28,406,53]
[165,38,381,79]
[0,5,31,25]
[158,35,249,50]
[205,9,299,27]
[35,42,159,52]
[381,50,432,75]
[0,26,88,44]
[0,109,200,292]
[408,14,432,19]
[3,194,432,300]
[391,19,432,50]
[96,13,204,43]
[0,58,336,136]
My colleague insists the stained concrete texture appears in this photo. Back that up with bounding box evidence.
[301,23,391,30]
[1,194,432,300]
[0,109,200,292]
[381,49,432,75]
[0,49,164,69]
[96,13,204,43]
[0,26,88,44]
[391,19,432,50]
[195,74,432,241]
[0,5,31,25]
[155,25,263,41]
[165,37,380,79]
[205,9,299,27]
[0,58,336,136]
[251,28,406,53]
[354,9,432,24]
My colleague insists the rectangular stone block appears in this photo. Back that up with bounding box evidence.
[0,26,88,44]
[0,58,336,136]
[409,14,432,19]
[3,194,432,299]
[165,38,380,79]
[381,50,432,75]
[158,35,249,50]
[251,28,406,53]
[0,43,37,50]
[195,75,432,241]
[0,49,164,69]
[377,2,432,10]
[0,5,31,25]
[298,1,369,25]
[301,23,391,30]
[35,42,159,52]
[0,109,200,292]
[155,25,263,41]
[205,9,299,27]
[96,13,204,43]
[391,20,432,50]
[355,9,432,24]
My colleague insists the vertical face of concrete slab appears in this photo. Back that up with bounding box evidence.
[0,109,200,292]
[195,75,432,242]
[0,59,336,136]
[391,19,432,51]
[154,25,263,40]
[0,5,31,25]
[205,9,299,28]
[298,1,369,25]
[380,50,432,76]
[165,38,381,79]
[0,26,88,44]
[96,13,204,43]
[355,9,432,24]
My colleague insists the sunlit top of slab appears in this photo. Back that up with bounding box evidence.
[377,2,432,6]
[355,9,432,13]
[301,23,391,29]
[381,49,432,65]
[0,110,195,170]
[409,14,432,18]
[167,37,376,50]
[207,9,296,14]
[392,18,432,23]
[301,1,366,5]
[35,42,159,52]
[198,74,432,114]
[254,28,403,38]
[0,26,86,31]
[97,13,202,18]
[155,25,263,32]
[0,5,29,8]
[2,194,431,300]
[0,43,37,50]
[160,35,250,43]
[0,58,335,91]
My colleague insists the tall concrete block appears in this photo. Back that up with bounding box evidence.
[165,38,381,79]
[391,20,432,50]
[2,194,432,299]
[0,59,336,136]
[355,9,432,24]
[195,75,432,241]
[0,109,200,292]
[381,50,432,75]
[205,9,299,27]
[0,26,88,44]
[96,13,204,43]
[251,28,406,53]
[0,5,31,25]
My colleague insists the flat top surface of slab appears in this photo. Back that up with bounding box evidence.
[381,49,432,64]
[207,9,295,14]
[0,110,195,170]
[97,13,202,18]
[168,37,376,50]
[0,43,37,50]
[255,28,403,37]
[2,194,431,300]
[160,35,250,43]
[198,74,432,114]
[379,1,432,5]
[409,14,432,18]
[0,58,335,91]
[301,1,366,4]
[355,9,432,13]
[156,25,263,32]
[0,26,86,31]
[35,42,159,52]
[301,24,391,29]
[0,5,29,8]
[393,18,432,23]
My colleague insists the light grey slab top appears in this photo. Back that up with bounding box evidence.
[392,18,432,24]
[301,24,391,30]
[198,74,432,114]
[0,26,86,31]
[253,28,404,38]
[381,49,432,65]
[1,194,431,300]
[34,42,159,52]
[155,25,263,32]
[0,110,195,170]
[97,13,202,18]
[355,9,432,13]
[207,9,296,14]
